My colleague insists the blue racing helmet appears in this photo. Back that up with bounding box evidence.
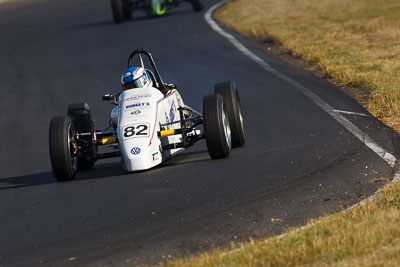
[121,66,153,90]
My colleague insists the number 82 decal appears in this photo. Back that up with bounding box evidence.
[122,123,150,140]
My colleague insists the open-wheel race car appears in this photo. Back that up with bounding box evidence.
[111,0,204,23]
[48,49,245,182]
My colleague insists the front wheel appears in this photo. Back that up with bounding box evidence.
[67,103,96,170]
[49,116,78,182]
[150,0,167,16]
[190,0,204,12]
[124,2,132,19]
[214,81,245,148]
[203,94,231,159]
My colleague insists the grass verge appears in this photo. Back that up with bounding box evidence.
[215,0,400,131]
[168,179,400,266]
[167,0,400,265]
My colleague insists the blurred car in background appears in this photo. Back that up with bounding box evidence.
[111,0,204,23]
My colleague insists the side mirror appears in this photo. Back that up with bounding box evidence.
[102,94,114,101]
[165,83,177,90]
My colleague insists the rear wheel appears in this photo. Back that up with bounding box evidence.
[67,103,96,170]
[49,116,78,182]
[203,94,231,159]
[214,81,245,148]
[111,0,125,23]
[190,0,204,12]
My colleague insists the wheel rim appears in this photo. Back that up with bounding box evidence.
[68,124,78,172]
[236,94,244,132]
[222,103,232,148]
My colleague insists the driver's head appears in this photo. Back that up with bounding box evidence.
[121,67,153,90]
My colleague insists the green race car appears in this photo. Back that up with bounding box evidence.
[111,0,204,23]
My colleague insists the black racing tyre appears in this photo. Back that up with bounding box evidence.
[124,6,132,20]
[203,94,231,159]
[190,0,204,12]
[111,0,125,23]
[214,81,245,148]
[123,1,132,19]
[67,103,96,170]
[49,116,78,182]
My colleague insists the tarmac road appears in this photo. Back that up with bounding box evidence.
[0,0,399,265]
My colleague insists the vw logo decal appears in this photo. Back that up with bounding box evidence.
[130,110,141,115]
[131,147,141,155]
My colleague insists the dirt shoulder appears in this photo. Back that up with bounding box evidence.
[255,35,372,112]
[214,0,400,132]
[168,0,400,265]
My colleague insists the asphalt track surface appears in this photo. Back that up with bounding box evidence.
[0,0,399,266]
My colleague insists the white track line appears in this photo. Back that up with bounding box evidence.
[205,0,397,168]
[206,0,400,257]
[333,109,371,117]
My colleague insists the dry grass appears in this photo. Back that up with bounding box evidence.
[215,0,400,131]
[166,1,400,266]
[167,182,400,266]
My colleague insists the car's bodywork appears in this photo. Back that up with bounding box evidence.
[48,49,244,181]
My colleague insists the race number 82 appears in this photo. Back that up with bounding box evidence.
[122,123,150,140]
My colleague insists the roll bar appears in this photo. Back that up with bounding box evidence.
[127,48,165,91]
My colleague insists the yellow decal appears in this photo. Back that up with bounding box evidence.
[160,130,175,137]
[101,138,117,145]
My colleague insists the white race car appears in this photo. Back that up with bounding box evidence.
[48,49,245,182]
